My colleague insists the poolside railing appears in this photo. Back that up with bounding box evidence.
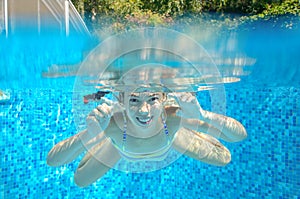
[0,0,90,37]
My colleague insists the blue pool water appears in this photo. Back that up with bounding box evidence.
[1,16,300,198]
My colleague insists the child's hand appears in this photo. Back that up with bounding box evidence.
[86,97,123,138]
[168,92,205,120]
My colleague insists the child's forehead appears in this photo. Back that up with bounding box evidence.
[128,92,161,97]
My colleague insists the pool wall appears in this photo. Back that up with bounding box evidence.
[1,17,299,198]
[1,85,298,198]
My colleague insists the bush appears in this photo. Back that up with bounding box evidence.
[261,0,300,16]
[239,0,300,22]
[71,0,300,32]
[72,0,203,18]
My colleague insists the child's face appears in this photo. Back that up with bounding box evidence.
[124,92,165,128]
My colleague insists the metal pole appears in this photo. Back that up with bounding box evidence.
[65,0,69,36]
[4,0,8,37]
[37,0,40,34]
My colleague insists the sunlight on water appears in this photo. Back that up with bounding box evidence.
[2,15,299,90]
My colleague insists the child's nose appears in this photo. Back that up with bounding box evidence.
[139,102,150,114]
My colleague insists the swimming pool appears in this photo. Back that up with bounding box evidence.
[1,16,299,198]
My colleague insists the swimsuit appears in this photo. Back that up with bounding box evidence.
[111,138,174,162]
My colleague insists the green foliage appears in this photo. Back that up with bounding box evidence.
[71,0,300,17]
[70,0,300,33]
[109,0,144,16]
[262,0,300,16]
[139,0,203,16]
[199,0,286,14]
[240,0,300,22]
[71,0,203,18]
[125,10,173,26]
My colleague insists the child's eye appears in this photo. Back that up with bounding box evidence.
[150,97,159,102]
[129,98,139,103]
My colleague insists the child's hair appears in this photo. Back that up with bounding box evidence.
[117,91,167,105]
